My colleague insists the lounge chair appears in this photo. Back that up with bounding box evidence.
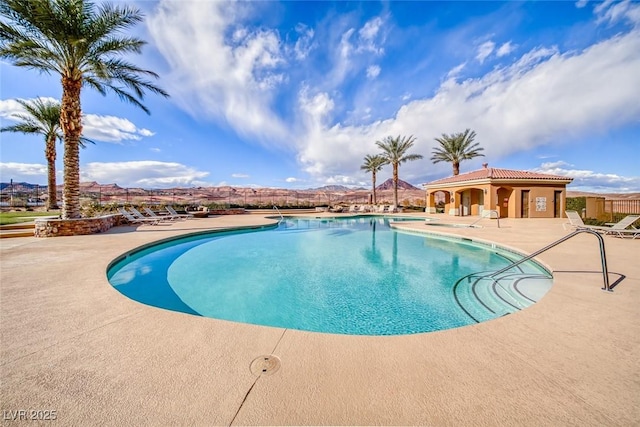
[564,211,589,230]
[565,211,639,238]
[377,205,386,213]
[603,215,640,239]
[166,205,194,219]
[118,207,161,225]
[129,206,153,220]
[348,205,357,213]
[143,206,183,221]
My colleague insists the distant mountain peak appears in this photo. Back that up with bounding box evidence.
[375,178,420,191]
[311,185,353,191]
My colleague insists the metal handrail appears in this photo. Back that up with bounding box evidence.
[470,209,500,228]
[272,205,284,223]
[489,229,611,291]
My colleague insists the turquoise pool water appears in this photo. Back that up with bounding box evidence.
[107,216,551,335]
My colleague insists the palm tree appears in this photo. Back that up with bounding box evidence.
[360,154,387,205]
[431,128,484,176]
[375,135,423,207]
[1,98,94,210]
[0,0,169,219]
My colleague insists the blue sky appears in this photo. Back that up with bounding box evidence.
[1,0,639,192]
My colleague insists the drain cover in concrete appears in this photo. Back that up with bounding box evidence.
[250,355,281,376]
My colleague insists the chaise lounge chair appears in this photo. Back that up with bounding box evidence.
[166,205,194,219]
[143,206,183,221]
[118,207,162,225]
[564,210,586,230]
[602,215,640,239]
[565,211,639,238]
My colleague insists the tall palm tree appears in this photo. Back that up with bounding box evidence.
[360,154,387,205]
[375,135,423,207]
[0,0,169,219]
[431,128,484,176]
[1,98,94,210]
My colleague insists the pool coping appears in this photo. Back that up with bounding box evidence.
[1,213,638,425]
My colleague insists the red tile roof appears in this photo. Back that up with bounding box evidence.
[425,167,573,186]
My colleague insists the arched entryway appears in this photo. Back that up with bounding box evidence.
[426,190,450,214]
[456,188,485,216]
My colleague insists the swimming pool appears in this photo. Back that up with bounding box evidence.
[107,216,552,335]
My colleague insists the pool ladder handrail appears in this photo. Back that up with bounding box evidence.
[488,228,611,291]
[273,205,284,223]
[469,209,500,228]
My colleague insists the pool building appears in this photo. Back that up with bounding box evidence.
[424,164,573,218]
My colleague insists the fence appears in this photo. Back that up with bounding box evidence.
[604,199,640,222]
[582,196,640,222]
[1,187,427,210]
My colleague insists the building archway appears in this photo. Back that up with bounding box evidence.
[426,190,450,214]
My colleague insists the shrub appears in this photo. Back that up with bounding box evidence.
[566,197,585,213]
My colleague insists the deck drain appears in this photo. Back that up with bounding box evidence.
[250,355,281,376]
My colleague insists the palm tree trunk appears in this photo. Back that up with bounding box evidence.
[393,162,399,206]
[45,134,58,210]
[372,171,377,205]
[60,77,83,219]
[453,162,460,176]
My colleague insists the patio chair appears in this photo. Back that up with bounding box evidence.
[129,206,153,220]
[377,205,386,213]
[166,205,194,219]
[117,207,161,225]
[565,211,639,238]
[603,215,640,239]
[564,211,588,230]
[143,206,183,221]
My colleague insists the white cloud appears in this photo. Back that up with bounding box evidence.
[534,162,640,192]
[294,28,640,185]
[232,173,250,178]
[575,0,589,9]
[366,65,381,79]
[0,98,156,143]
[446,63,466,79]
[357,16,385,55]
[540,161,573,169]
[476,41,495,63]
[0,97,58,119]
[147,1,290,145]
[82,114,155,143]
[81,161,210,188]
[0,162,48,181]
[285,177,299,183]
[293,25,315,60]
[496,41,515,57]
[594,0,640,26]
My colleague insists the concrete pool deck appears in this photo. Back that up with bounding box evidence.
[1,213,638,426]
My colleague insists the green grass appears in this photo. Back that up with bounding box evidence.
[0,211,60,226]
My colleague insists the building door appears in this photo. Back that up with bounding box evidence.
[521,190,530,218]
[554,191,562,218]
[497,187,512,218]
